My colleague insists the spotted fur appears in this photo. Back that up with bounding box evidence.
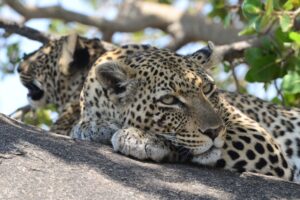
[18,35,300,182]
[222,91,300,181]
[18,34,116,134]
[72,44,297,182]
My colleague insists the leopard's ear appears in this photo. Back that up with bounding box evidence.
[95,61,135,104]
[58,33,90,76]
[187,41,221,69]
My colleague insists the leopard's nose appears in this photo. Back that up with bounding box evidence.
[202,125,224,140]
[17,65,22,73]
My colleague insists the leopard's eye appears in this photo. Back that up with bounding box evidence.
[159,95,181,105]
[202,83,215,95]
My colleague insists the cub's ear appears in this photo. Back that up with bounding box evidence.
[187,41,221,69]
[95,61,135,104]
[58,33,90,76]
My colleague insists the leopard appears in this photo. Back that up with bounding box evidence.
[220,91,300,180]
[71,42,299,183]
[18,34,116,135]
[18,34,300,182]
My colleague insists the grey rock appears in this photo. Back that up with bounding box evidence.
[0,113,299,200]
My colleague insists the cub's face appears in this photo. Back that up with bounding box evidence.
[18,34,112,110]
[19,40,62,107]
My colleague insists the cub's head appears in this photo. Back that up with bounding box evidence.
[18,34,115,111]
[94,43,225,159]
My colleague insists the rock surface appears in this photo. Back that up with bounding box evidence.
[0,113,299,200]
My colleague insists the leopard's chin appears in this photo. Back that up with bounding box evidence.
[191,147,222,165]
[25,80,44,101]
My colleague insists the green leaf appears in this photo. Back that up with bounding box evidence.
[289,32,300,44]
[36,109,53,126]
[239,17,258,35]
[132,31,145,42]
[243,4,261,14]
[45,104,58,112]
[7,43,20,64]
[207,0,226,19]
[261,37,276,54]
[245,54,285,82]
[284,56,300,72]
[23,107,56,127]
[89,0,98,9]
[296,58,300,73]
[239,24,256,35]
[242,0,262,19]
[245,48,263,64]
[283,0,294,10]
[279,14,292,32]
[275,27,292,45]
[282,71,300,94]
[256,14,275,32]
[48,19,69,34]
[158,0,172,4]
[224,13,231,28]
[223,61,231,73]
[243,0,262,8]
[254,0,274,32]
[271,96,282,104]
[283,92,300,107]
[265,0,273,16]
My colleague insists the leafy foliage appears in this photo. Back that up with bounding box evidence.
[242,0,300,106]
[209,0,300,106]
[0,42,21,75]
[23,105,57,129]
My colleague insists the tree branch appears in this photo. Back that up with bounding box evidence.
[166,13,250,50]
[4,0,174,32]
[9,104,32,122]
[0,18,50,43]
[4,0,248,49]
[273,80,286,107]
[231,64,242,93]
[215,38,261,62]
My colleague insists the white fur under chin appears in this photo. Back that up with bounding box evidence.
[28,96,47,108]
[192,148,222,166]
[214,137,225,148]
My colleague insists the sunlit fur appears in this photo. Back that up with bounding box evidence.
[72,44,296,182]
[18,35,115,134]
